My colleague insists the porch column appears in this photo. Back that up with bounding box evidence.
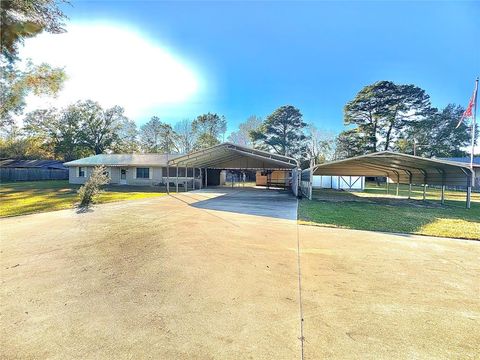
[205,168,208,188]
[185,165,188,192]
[199,168,203,189]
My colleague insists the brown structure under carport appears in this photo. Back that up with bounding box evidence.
[303,151,479,208]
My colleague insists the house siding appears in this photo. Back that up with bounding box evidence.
[68,165,197,186]
[109,167,120,184]
[69,167,89,184]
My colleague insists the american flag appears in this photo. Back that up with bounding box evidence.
[456,80,478,128]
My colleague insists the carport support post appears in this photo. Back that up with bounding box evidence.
[440,170,446,205]
[466,176,472,209]
[422,173,427,201]
[205,168,208,188]
[199,168,203,189]
[176,165,179,193]
[185,165,188,192]
[407,172,412,199]
[166,165,170,194]
[396,173,400,197]
[309,181,313,200]
[193,168,195,190]
[309,166,313,200]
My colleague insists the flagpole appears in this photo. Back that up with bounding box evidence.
[470,77,479,170]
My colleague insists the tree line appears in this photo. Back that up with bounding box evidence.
[1,84,472,166]
[2,104,229,161]
[0,0,474,166]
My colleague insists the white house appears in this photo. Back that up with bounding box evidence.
[64,154,198,187]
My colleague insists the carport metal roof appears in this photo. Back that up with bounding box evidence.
[167,142,298,169]
[309,151,477,187]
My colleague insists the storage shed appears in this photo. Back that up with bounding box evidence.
[312,175,365,190]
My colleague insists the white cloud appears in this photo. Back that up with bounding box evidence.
[19,22,202,119]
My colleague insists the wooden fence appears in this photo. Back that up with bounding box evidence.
[0,168,68,182]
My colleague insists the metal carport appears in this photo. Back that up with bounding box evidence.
[167,142,300,195]
[302,151,479,208]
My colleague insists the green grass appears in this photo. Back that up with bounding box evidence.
[298,183,480,240]
[0,180,166,217]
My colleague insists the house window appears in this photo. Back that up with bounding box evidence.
[78,167,85,177]
[136,167,150,179]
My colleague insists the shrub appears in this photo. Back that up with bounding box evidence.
[77,165,109,209]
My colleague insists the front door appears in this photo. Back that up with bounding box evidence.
[120,168,127,184]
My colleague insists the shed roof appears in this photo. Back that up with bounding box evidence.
[167,142,298,169]
[309,151,478,186]
[64,154,183,167]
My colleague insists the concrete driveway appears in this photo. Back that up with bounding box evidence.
[1,188,479,359]
[189,187,298,219]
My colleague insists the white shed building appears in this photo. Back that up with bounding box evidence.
[312,175,365,190]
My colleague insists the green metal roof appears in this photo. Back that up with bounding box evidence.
[307,151,478,186]
[167,142,298,169]
[64,154,183,167]
[65,144,299,170]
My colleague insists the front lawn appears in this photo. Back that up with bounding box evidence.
[298,183,480,240]
[0,180,166,217]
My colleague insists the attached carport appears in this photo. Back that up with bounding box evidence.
[167,142,300,195]
[302,151,479,208]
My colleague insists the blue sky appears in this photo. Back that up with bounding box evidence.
[25,1,479,134]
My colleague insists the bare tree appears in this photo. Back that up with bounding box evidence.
[305,124,336,164]
[227,115,262,147]
[140,116,180,153]
[174,119,196,153]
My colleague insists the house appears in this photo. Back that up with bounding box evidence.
[64,143,300,190]
[438,157,480,188]
[0,159,68,181]
[64,154,197,186]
